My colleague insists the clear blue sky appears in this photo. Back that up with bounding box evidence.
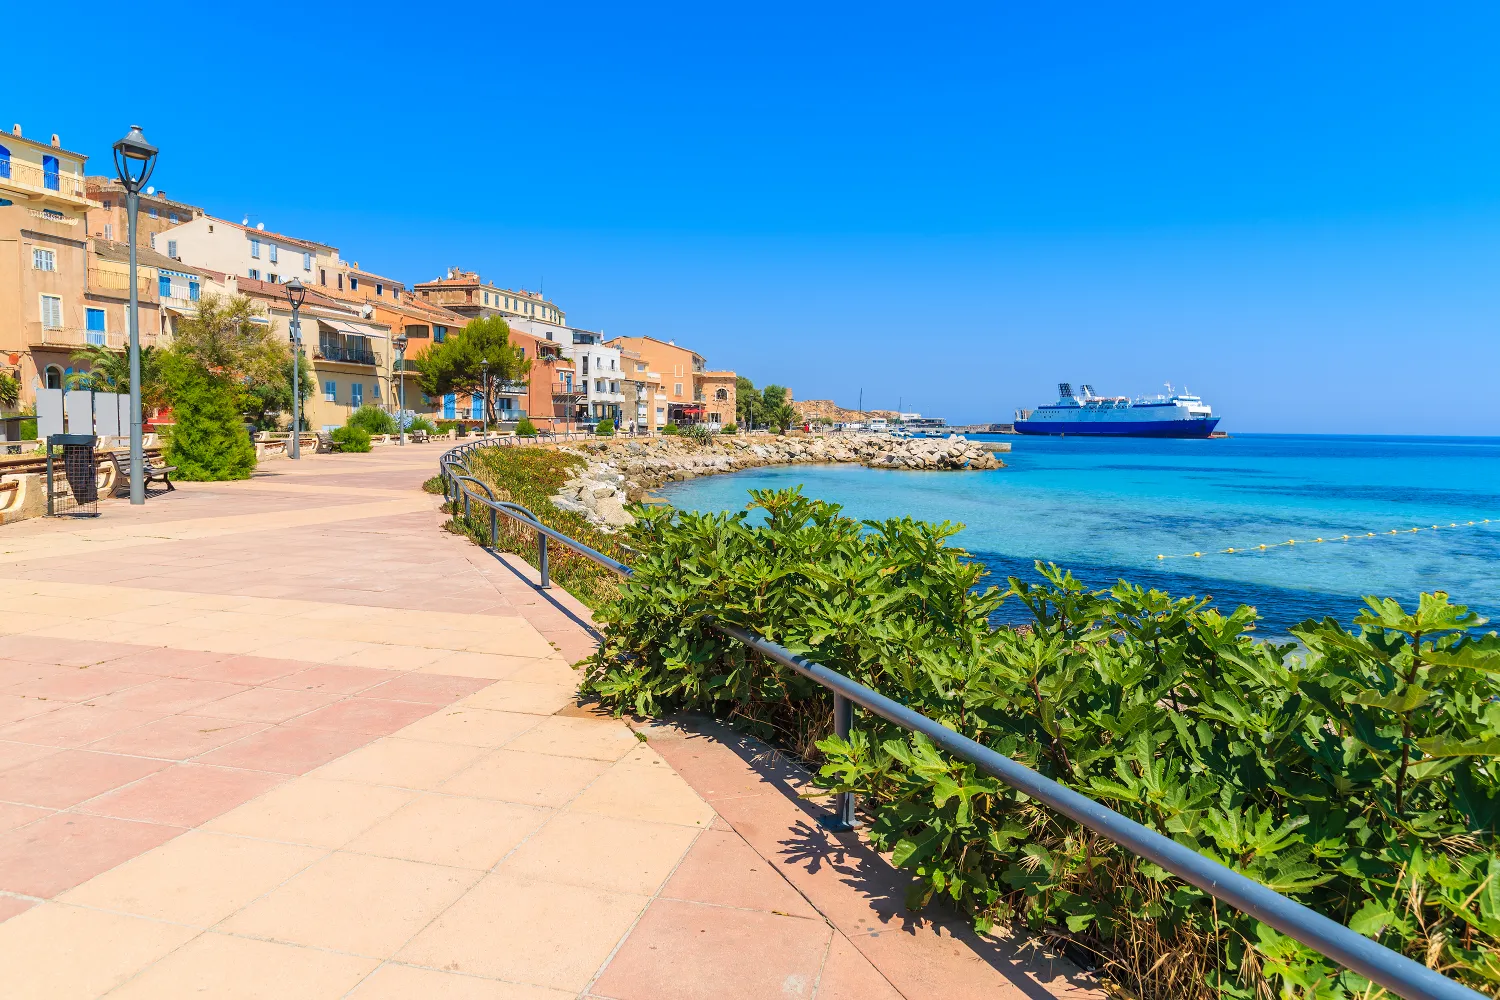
[7,2,1500,433]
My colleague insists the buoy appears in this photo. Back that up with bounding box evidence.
[1258,544,1267,550]
[1226,547,1236,553]
[1156,554,1164,560]
[1315,538,1323,543]
[1193,552,1202,557]
[1288,539,1296,545]
[1341,535,1349,540]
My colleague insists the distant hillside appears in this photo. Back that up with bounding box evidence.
[792,399,900,423]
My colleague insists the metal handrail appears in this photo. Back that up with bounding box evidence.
[436,443,1483,1000]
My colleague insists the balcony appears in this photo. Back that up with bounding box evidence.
[552,381,587,399]
[88,267,159,302]
[497,380,528,396]
[315,342,382,367]
[0,160,90,207]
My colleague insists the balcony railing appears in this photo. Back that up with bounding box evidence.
[552,381,587,398]
[87,267,159,300]
[315,343,381,367]
[497,380,528,395]
[1,160,89,203]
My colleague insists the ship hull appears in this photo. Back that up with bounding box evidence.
[1013,417,1220,438]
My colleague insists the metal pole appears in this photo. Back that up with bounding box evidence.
[397,349,406,447]
[489,507,497,548]
[820,692,858,831]
[290,308,301,459]
[126,191,144,504]
[538,531,550,588]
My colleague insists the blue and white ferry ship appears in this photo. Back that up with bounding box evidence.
[1013,383,1220,438]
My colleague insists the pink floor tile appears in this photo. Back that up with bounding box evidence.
[282,697,437,736]
[266,664,395,695]
[0,696,57,729]
[189,655,306,685]
[0,894,36,924]
[0,802,52,835]
[661,830,820,918]
[2,666,147,703]
[86,715,269,760]
[103,646,223,676]
[81,763,285,827]
[0,705,161,749]
[0,740,60,774]
[0,749,170,809]
[0,812,183,897]
[816,933,903,1000]
[359,672,492,705]
[593,898,831,1000]
[195,725,376,774]
[191,687,339,724]
[0,636,136,667]
[93,677,250,715]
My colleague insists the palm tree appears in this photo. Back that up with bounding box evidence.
[67,345,169,411]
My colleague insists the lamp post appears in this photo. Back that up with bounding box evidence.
[112,125,158,505]
[285,278,306,459]
[479,358,489,435]
[393,333,408,446]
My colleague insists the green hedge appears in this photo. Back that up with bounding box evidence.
[582,487,1500,999]
[347,404,397,435]
[330,426,371,452]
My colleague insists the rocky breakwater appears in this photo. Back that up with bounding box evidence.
[548,433,1002,532]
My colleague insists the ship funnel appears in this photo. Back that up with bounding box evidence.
[1079,384,1094,399]
[1058,382,1073,399]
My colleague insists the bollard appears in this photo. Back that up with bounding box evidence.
[538,531,550,589]
[820,692,858,831]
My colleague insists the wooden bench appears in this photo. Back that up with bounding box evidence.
[104,451,176,497]
[410,429,429,443]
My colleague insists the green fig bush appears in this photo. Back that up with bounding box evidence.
[582,487,1500,999]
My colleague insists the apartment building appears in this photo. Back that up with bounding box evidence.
[81,239,205,361]
[605,335,736,427]
[412,268,564,325]
[234,276,392,431]
[619,348,667,432]
[0,125,94,404]
[506,317,623,426]
[159,214,330,286]
[85,179,203,250]
[509,328,584,431]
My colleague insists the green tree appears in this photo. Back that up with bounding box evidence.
[0,370,18,411]
[416,316,530,426]
[241,352,314,430]
[162,359,256,480]
[595,417,615,436]
[515,416,538,437]
[170,294,287,388]
[67,345,171,412]
[756,384,789,428]
[735,376,760,429]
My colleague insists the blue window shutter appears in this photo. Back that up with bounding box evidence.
[42,154,59,190]
[86,309,105,332]
[159,275,171,297]
[0,143,10,179]
[471,394,483,419]
[167,240,177,258]
[189,281,200,301]
[443,394,456,419]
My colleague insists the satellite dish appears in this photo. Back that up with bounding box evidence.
[256,222,265,231]
[145,186,155,195]
[361,304,374,319]
[241,217,249,225]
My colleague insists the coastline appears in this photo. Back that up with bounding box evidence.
[547,432,1006,529]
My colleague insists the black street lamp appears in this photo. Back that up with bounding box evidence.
[112,125,158,505]
[392,332,408,446]
[285,278,307,459]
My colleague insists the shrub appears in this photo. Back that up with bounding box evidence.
[330,426,371,453]
[406,416,438,435]
[162,367,256,481]
[720,423,737,435]
[684,423,714,443]
[435,420,460,434]
[582,487,1500,999]
[347,404,398,436]
[0,371,18,410]
[516,416,538,437]
[661,423,680,436]
[595,417,615,437]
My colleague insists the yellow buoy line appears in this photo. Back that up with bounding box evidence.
[1155,519,1496,561]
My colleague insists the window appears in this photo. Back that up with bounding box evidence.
[610,381,619,393]
[32,248,55,271]
[148,207,159,220]
[319,268,326,285]
[674,383,683,396]
[168,212,178,224]
[337,274,344,290]
[371,381,380,400]
[443,393,456,419]
[351,383,363,407]
[471,394,483,419]
[42,154,59,190]
[103,223,113,240]
[189,280,200,302]
[304,253,312,271]
[483,292,489,305]
[159,275,172,297]
[250,239,261,258]
[268,273,278,284]
[208,224,214,232]
[40,294,62,329]
[635,362,645,372]
[610,359,616,370]
[1,143,17,178]
[434,326,446,343]
[248,268,259,280]
[581,356,589,374]
[269,245,278,264]
[715,387,728,401]
[350,277,359,291]
[149,232,157,250]
[87,308,106,333]
[167,239,177,258]
[103,199,110,210]
[376,284,383,296]
[324,380,337,402]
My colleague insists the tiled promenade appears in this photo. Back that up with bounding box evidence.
[0,445,1099,999]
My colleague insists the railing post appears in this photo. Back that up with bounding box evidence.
[463,491,470,520]
[489,507,497,548]
[538,531,550,589]
[820,692,858,831]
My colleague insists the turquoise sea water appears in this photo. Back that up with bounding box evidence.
[654,434,1500,634]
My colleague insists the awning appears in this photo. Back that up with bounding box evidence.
[318,319,387,339]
